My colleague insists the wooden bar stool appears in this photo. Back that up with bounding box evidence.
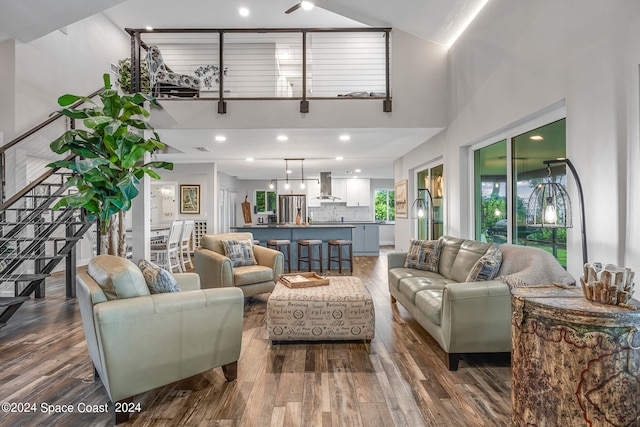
[328,239,353,274]
[297,239,323,272]
[267,239,291,273]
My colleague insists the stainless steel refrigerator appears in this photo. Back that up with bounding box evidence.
[278,194,306,224]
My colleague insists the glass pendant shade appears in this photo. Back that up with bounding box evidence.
[526,182,572,228]
[411,198,428,219]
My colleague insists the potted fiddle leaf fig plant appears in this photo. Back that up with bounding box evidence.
[48,73,172,256]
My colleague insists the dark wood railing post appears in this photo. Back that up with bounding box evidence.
[384,30,392,112]
[300,30,309,114]
[218,31,227,114]
[66,220,77,298]
[132,31,141,94]
[34,220,45,298]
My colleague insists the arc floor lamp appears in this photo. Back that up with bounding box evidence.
[411,188,435,239]
[526,158,587,265]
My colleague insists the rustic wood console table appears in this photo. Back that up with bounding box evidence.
[511,286,640,427]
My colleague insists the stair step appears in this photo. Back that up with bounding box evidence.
[0,254,64,261]
[0,236,84,243]
[0,296,29,308]
[1,274,49,282]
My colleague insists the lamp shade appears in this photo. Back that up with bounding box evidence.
[526,182,573,228]
[411,197,429,219]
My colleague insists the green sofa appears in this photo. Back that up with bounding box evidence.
[388,235,575,370]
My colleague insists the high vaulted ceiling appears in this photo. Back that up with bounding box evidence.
[0,0,489,180]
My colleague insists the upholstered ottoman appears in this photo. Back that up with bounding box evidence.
[267,276,375,342]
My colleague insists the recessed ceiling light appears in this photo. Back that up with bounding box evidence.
[355,169,361,173]
[530,135,544,141]
[339,135,350,141]
[239,7,250,17]
[301,1,315,11]
[215,135,226,142]
[145,26,153,31]
[336,156,343,161]
[246,157,254,162]
[277,135,288,141]
[286,169,292,174]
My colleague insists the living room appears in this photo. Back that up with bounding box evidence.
[1,0,640,426]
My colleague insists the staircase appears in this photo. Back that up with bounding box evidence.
[0,166,95,328]
[0,89,101,329]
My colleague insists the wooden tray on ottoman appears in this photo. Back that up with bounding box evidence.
[278,272,329,288]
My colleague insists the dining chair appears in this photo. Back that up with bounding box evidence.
[150,220,184,273]
[180,220,195,271]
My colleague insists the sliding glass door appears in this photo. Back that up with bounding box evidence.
[417,164,444,240]
[474,140,507,244]
[473,118,567,266]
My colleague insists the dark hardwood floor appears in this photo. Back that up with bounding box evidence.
[0,248,511,426]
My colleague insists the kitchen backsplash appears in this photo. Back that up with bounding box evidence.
[308,204,372,222]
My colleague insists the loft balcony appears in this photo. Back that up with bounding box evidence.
[126,27,393,113]
[124,27,447,131]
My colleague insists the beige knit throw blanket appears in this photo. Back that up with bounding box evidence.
[498,244,576,288]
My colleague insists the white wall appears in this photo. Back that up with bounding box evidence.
[394,0,640,280]
[10,13,128,136]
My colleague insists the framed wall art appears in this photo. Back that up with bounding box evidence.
[394,180,408,218]
[180,184,200,214]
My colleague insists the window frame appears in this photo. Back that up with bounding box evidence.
[469,104,566,261]
[254,189,277,214]
[374,188,395,223]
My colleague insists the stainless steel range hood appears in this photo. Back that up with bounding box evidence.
[316,172,340,200]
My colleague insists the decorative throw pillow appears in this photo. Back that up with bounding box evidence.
[221,239,257,268]
[404,239,442,272]
[138,259,181,294]
[465,244,503,282]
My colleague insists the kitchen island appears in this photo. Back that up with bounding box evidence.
[232,224,355,270]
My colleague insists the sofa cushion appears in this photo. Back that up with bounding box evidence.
[438,236,464,279]
[415,289,444,326]
[221,239,258,267]
[200,232,254,255]
[465,244,503,282]
[404,239,442,272]
[389,268,445,293]
[234,265,274,286]
[399,276,451,304]
[88,255,151,301]
[449,240,493,282]
[138,259,181,294]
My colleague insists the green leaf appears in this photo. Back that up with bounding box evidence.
[75,158,111,174]
[58,94,93,106]
[103,73,111,90]
[57,108,90,119]
[84,116,112,129]
[144,161,173,171]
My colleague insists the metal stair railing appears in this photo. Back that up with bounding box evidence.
[0,89,101,330]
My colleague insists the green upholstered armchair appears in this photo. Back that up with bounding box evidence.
[76,255,243,424]
[195,232,284,297]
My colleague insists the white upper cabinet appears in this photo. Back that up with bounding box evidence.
[346,178,370,206]
[306,178,322,207]
[332,178,348,202]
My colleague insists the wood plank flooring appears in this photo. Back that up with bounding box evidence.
[0,248,511,426]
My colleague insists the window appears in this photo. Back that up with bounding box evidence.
[417,164,444,240]
[374,189,395,222]
[473,118,566,267]
[255,190,276,213]
[474,140,507,244]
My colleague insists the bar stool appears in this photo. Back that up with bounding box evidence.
[328,239,353,274]
[267,239,291,273]
[297,239,323,272]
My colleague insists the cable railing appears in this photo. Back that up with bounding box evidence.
[0,89,102,205]
[0,90,100,299]
[126,27,393,113]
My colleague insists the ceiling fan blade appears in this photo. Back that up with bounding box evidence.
[285,2,302,14]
